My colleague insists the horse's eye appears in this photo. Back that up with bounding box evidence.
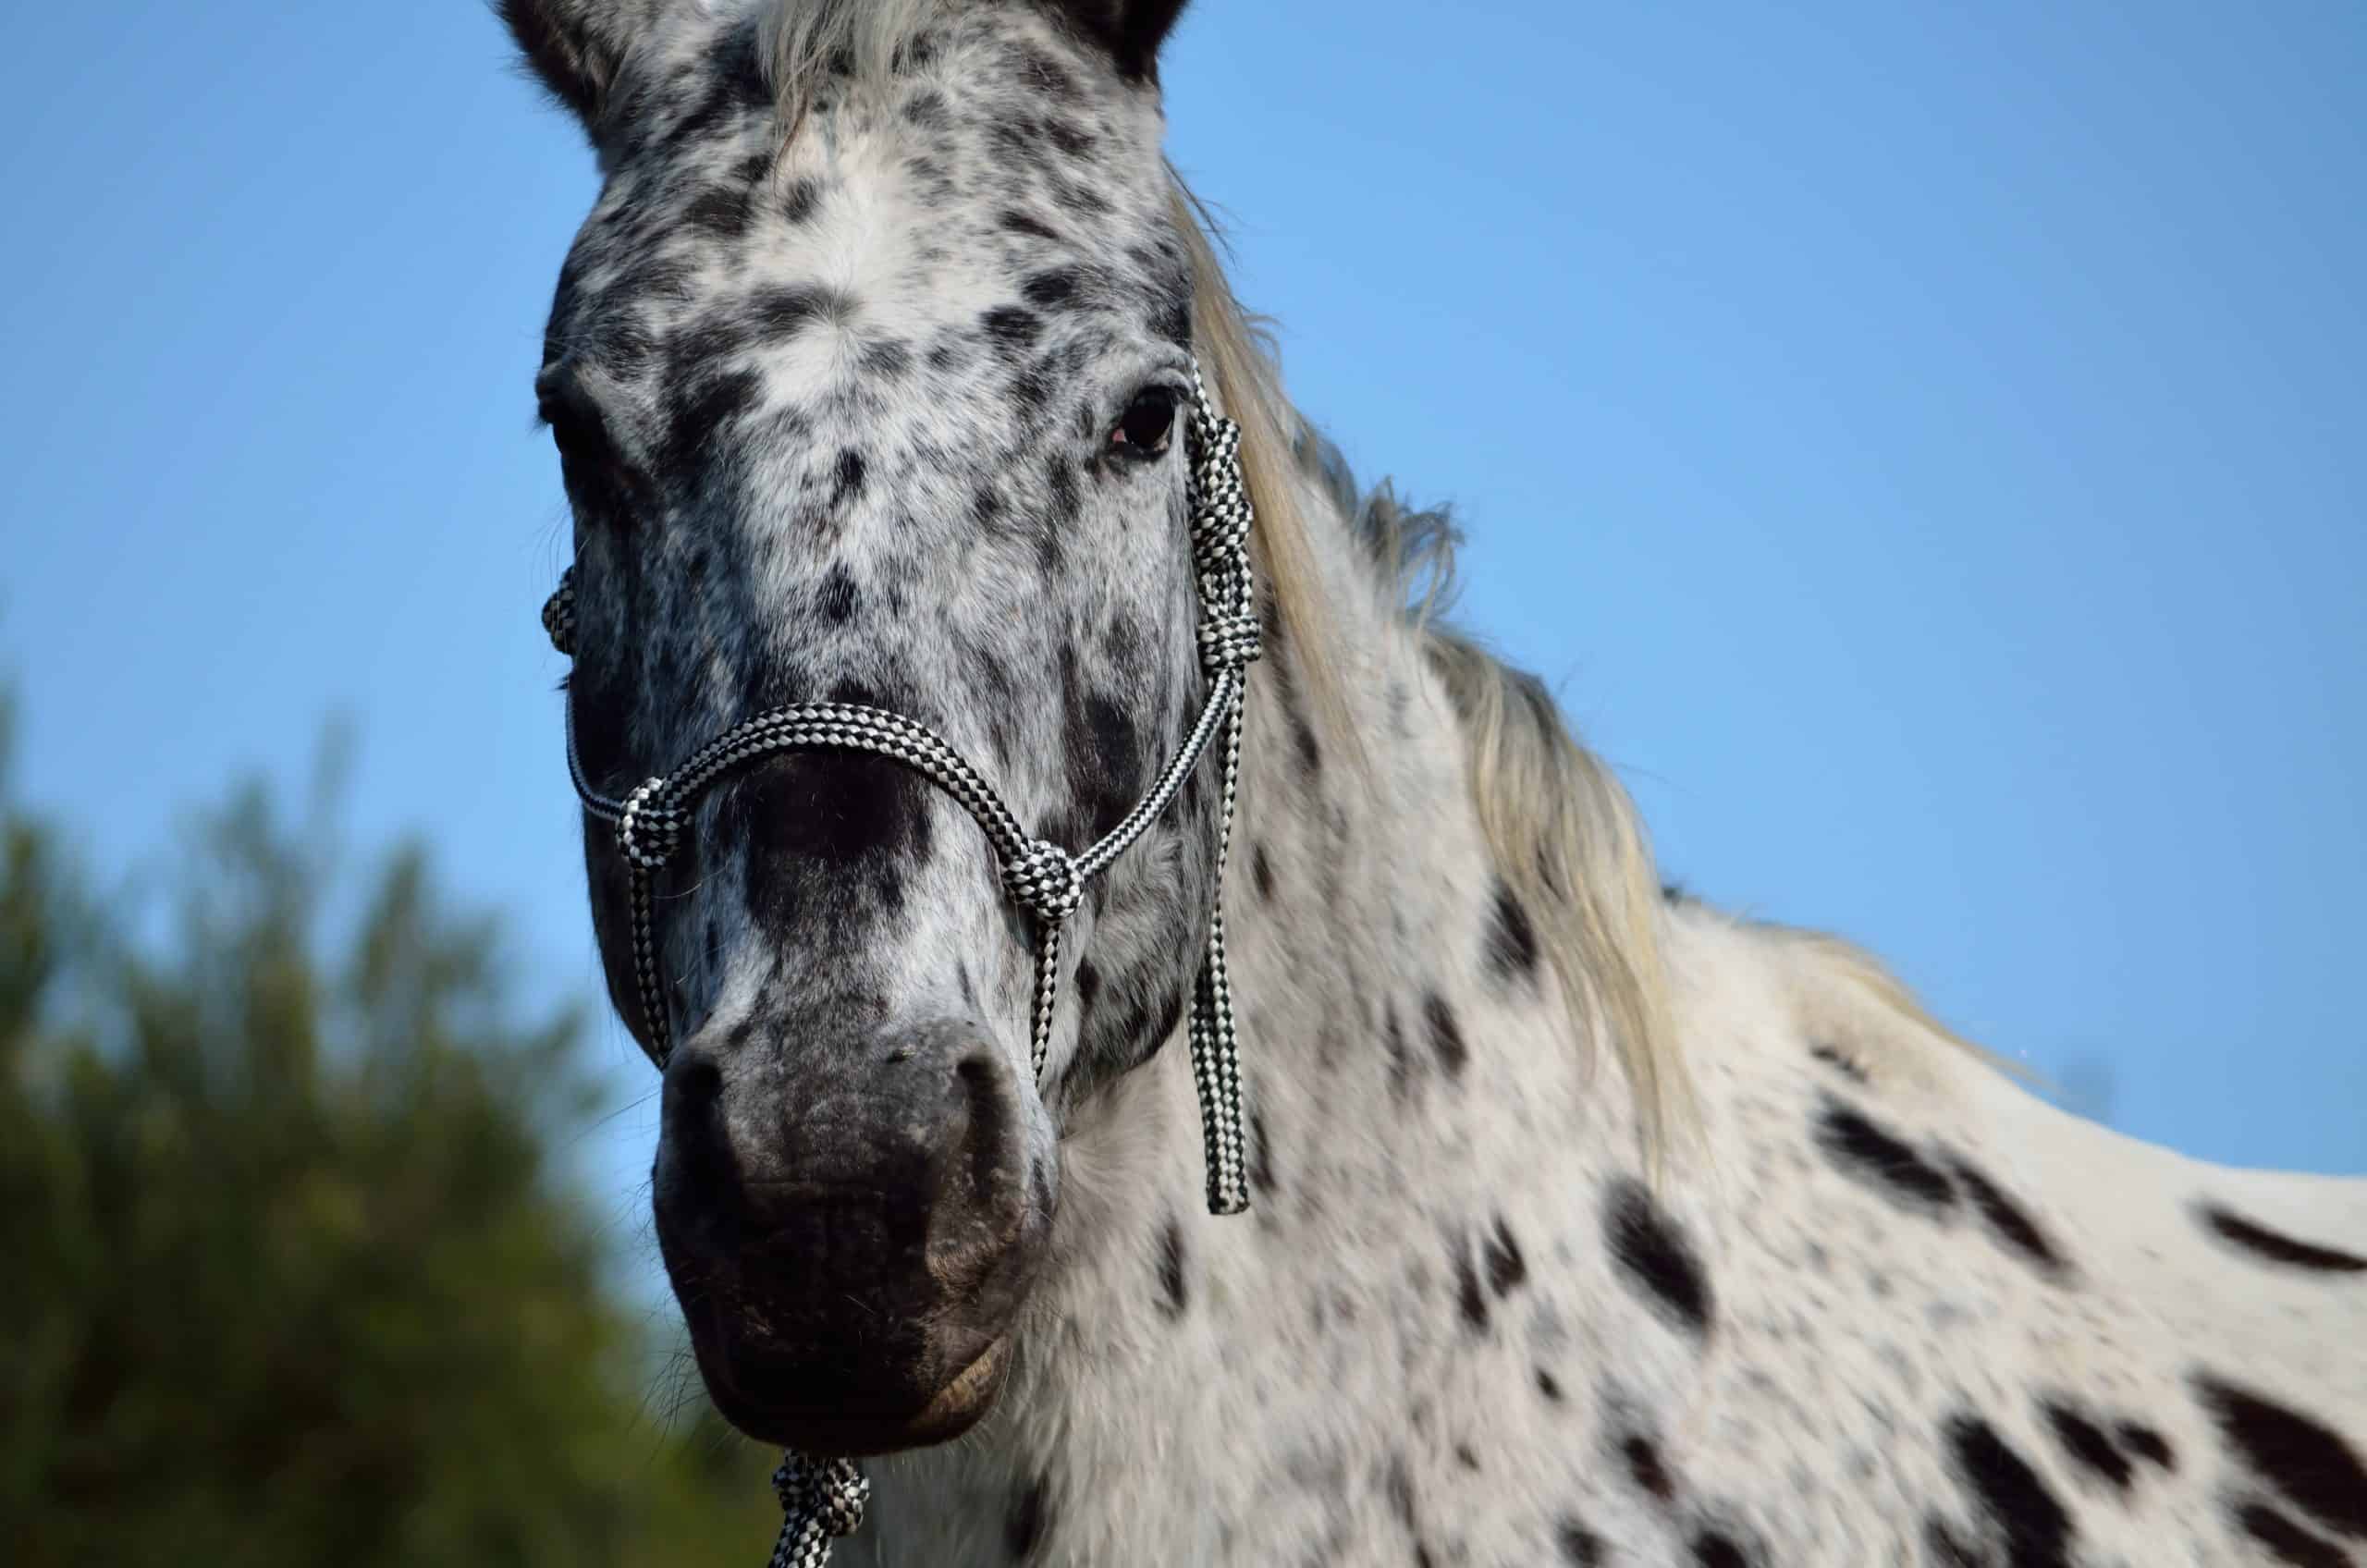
[1111,387,1180,459]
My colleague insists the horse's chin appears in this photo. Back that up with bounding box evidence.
[698,1330,1013,1458]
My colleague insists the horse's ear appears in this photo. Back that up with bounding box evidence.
[497,0,648,124]
[1049,0,1192,80]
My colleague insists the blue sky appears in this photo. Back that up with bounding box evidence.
[4,1,2360,1280]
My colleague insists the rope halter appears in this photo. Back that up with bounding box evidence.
[542,362,1260,1563]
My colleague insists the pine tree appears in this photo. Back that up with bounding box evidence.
[0,688,782,1567]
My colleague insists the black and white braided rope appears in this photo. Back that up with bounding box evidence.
[767,1454,869,1568]
[542,361,1261,1562]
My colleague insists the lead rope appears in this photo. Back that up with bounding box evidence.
[542,365,1257,1565]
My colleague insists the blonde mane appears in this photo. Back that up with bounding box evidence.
[1177,191,1699,1170]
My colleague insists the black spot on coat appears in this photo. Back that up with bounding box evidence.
[1944,1414,2076,1568]
[1809,1042,1870,1084]
[1484,1216,1528,1296]
[1624,1434,1675,1502]
[1555,1518,1602,1564]
[2194,1373,2367,1541]
[982,304,1041,349]
[1691,1530,1752,1568]
[831,447,867,507]
[1022,267,1083,307]
[2199,1203,2367,1274]
[2040,1401,2132,1490]
[1454,1240,1489,1332]
[1005,1475,1049,1559]
[2116,1422,2175,1471]
[1485,880,1539,983]
[2235,1501,2348,1567]
[1155,1218,1187,1318]
[814,566,859,624]
[1948,1157,2071,1280]
[1604,1179,1714,1336]
[1423,993,1467,1079]
[1817,1099,1957,1210]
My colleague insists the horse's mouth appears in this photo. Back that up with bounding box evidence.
[695,1320,1014,1457]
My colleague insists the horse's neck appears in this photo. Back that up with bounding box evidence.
[966,476,1705,1510]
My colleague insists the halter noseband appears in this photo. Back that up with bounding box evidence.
[540,364,1261,1563]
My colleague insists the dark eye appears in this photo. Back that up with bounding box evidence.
[1110,386,1180,459]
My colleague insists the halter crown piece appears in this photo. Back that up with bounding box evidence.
[542,363,1260,1566]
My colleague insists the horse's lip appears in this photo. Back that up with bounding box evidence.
[702,1330,1013,1457]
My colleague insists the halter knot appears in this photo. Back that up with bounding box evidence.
[617,779,683,870]
[1196,610,1263,675]
[770,1453,869,1567]
[1004,839,1084,925]
[541,568,578,656]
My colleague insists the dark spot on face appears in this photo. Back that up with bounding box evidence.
[1947,1157,2070,1280]
[1023,267,1083,308]
[2194,1373,2367,1542]
[1045,454,1080,527]
[862,337,912,379]
[1604,1179,1714,1336]
[1156,1217,1187,1318]
[1454,1443,1479,1471]
[655,366,763,488]
[1691,1530,1752,1568]
[751,283,843,341]
[1251,844,1275,902]
[683,184,750,236]
[1000,208,1061,242]
[2040,1401,2132,1490]
[1422,992,1467,1079]
[1485,880,1539,985]
[901,88,948,129]
[815,565,859,625]
[1809,1042,1869,1084]
[1006,1474,1049,1559]
[831,448,867,507]
[1624,1434,1675,1502]
[2116,1422,2174,1471]
[1483,1216,1527,1296]
[2236,1501,2348,1568]
[1148,289,1191,349]
[1817,1098,1957,1211]
[780,177,823,224]
[982,305,1041,350]
[1043,116,1096,157]
[2199,1203,2367,1274]
[1537,1368,1564,1403]
[1454,1238,1489,1332]
[1555,1517,1603,1565]
[1943,1414,2076,1568]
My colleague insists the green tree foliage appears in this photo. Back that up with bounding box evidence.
[0,693,780,1566]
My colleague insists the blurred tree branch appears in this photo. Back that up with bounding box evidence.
[0,676,776,1568]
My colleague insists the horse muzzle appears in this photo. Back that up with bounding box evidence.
[653,1015,1053,1456]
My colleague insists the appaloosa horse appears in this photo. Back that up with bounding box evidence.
[494,2,2367,1562]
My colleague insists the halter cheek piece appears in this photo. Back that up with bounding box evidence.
[542,364,1259,1567]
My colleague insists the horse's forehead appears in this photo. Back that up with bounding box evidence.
[546,8,1184,416]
